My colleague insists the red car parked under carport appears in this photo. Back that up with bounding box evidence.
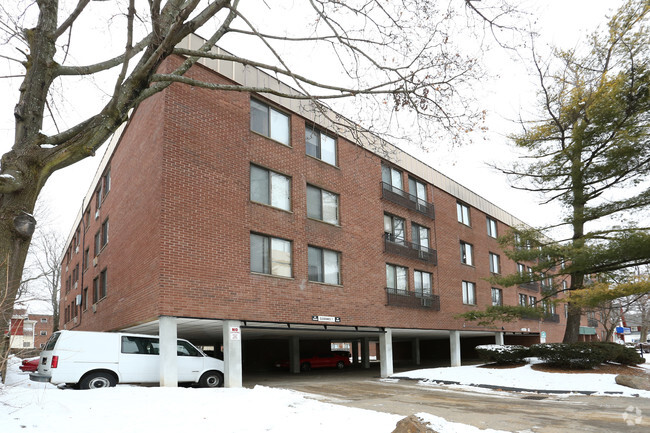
[275,353,351,371]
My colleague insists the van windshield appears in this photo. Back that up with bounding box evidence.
[44,332,60,351]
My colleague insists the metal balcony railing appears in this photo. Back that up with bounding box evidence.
[518,281,539,292]
[384,234,437,265]
[544,314,560,323]
[386,287,440,310]
[587,318,598,328]
[381,182,435,219]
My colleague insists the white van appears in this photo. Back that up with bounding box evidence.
[30,330,224,389]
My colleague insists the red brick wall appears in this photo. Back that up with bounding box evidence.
[62,56,573,343]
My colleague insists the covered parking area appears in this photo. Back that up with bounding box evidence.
[124,316,539,388]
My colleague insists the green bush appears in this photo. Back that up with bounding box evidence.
[531,342,645,369]
[475,344,530,364]
[531,343,604,369]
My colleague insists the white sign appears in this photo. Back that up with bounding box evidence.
[540,331,547,343]
[312,315,340,323]
[230,326,241,340]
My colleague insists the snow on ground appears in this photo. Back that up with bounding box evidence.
[394,355,650,397]
[0,356,506,433]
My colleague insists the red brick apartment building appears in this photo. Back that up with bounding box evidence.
[57,35,602,386]
[8,309,54,352]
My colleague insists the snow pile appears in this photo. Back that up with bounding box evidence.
[394,356,650,397]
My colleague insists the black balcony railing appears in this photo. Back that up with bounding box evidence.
[386,287,440,310]
[518,281,539,292]
[544,313,560,323]
[384,234,437,265]
[521,312,541,321]
[587,318,598,328]
[381,182,435,219]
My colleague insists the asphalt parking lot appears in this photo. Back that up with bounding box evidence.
[246,367,650,433]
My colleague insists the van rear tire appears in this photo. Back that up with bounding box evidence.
[79,371,117,389]
[199,370,224,388]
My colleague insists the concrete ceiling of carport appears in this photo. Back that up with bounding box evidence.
[122,318,510,345]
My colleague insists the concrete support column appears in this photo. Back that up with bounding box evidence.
[159,316,178,387]
[222,320,243,388]
[379,328,393,378]
[352,341,359,365]
[289,336,300,374]
[361,337,370,369]
[495,332,505,346]
[449,330,461,367]
[412,337,421,366]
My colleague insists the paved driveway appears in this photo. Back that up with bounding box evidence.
[255,373,650,432]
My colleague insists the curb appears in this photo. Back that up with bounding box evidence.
[391,376,624,395]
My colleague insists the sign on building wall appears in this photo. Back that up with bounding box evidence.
[229,326,241,340]
[312,315,340,323]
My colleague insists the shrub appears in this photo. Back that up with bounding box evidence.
[531,343,605,369]
[475,344,530,364]
[530,342,645,369]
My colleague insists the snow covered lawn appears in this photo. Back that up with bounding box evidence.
[0,356,507,433]
[393,355,650,397]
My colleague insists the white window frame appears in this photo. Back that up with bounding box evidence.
[411,223,430,250]
[408,177,427,205]
[462,281,476,305]
[384,214,405,244]
[382,165,403,193]
[519,294,528,306]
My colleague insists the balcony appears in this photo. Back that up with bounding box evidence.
[381,182,435,219]
[384,234,438,265]
[518,281,539,292]
[386,288,440,310]
[544,314,560,323]
[587,318,598,328]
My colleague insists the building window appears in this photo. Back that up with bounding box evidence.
[93,277,99,304]
[83,247,90,271]
[562,280,568,292]
[250,233,292,277]
[250,165,291,211]
[412,223,430,250]
[386,264,408,291]
[40,331,47,336]
[489,252,500,274]
[250,99,290,145]
[40,318,47,323]
[83,287,88,311]
[102,169,111,197]
[457,202,470,226]
[100,269,108,299]
[101,218,109,248]
[94,231,101,256]
[84,209,90,230]
[384,214,405,244]
[95,187,102,213]
[460,241,473,266]
[487,217,497,238]
[381,165,403,193]
[408,177,427,205]
[305,126,337,165]
[462,281,476,305]
[519,294,528,306]
[491,288,503,306]
[529,296,537,306]
[307,185,339,225]
[308,246,341,285]
[414,270,432,296]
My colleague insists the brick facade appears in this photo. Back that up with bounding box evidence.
[57,53,603,349]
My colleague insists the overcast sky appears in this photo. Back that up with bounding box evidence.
[0,0,623,246]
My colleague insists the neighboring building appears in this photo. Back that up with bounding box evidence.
[7,309,54,350]
[57,35,586,386]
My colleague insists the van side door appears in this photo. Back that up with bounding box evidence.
[119,336,160,383]
[176,340,206,382]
